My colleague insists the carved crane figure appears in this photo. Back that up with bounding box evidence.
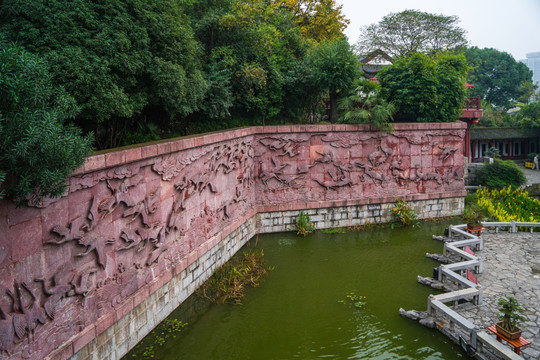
[0,299,14,357]
[34,265,73,320]
[9,282,46,343]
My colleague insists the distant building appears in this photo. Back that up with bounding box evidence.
[521,52,540,87]
[358,49,393,79]
[469,127,540,161]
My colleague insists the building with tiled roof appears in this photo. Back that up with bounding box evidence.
[469,127,540,160]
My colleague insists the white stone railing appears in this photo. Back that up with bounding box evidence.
[426,222,536,360]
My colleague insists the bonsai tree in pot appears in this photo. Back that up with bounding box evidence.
[496,296,526,340]
[463,205,485,231]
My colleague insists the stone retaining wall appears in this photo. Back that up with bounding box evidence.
[0,123,467,360]
[257,197,464,234]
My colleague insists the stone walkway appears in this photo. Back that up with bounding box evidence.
[522,165,540,186]
[454,231,540,359]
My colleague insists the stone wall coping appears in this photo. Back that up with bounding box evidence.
[74,122,467,175]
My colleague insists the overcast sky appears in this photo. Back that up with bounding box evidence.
[339,0,540,61]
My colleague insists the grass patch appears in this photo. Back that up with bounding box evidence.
[321,227,347,234]
[196,249,273,305]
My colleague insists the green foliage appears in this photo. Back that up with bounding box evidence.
[196,250,272,305]
[131,318,187,359]
[295,211,315,236]
[305,38,360,122]
[338,291,367,310]
[476,187,540,222]
[0,0,364,145]
[1,0,207,149]
[274,0,349,43]
[187,0,312,126]
[338,78,395,132]
[356,10,467,58]
[485,147,500,158]
[462,204,485,225]
[517,101,540,129]
[122,122,162,147]
[474,159,526,189]
[498,296,526,332]
[0,38,93,204]
[391,198,419,227]
[378,52,469,122]
[476,101,515,127]
[321,227,347,234]
[465,47,533,109]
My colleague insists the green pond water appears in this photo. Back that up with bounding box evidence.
[130,221,465,359]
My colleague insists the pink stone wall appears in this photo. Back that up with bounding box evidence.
[254,123,466,211]
[0,123,466,360]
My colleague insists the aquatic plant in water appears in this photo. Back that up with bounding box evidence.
[339,291,367,310]
[322,227,347,234]
[131,318,187,359]
[196,249,273,305]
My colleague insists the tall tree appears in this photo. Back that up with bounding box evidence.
[465,47,534,109]
[306,38,360,123]
[0,39,93,204]
[273,0,349,43]
[356,10,467,58]
[185,0,311,130]
[1,0,207,149]
[517,101,540,129]
[338,78,395,132]
[378,52,469,122]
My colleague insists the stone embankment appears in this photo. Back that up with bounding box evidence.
[456,231,540,359]
[405,228,540,359]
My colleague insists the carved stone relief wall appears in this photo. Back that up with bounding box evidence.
[0,136,256,359]
[254,129,465,206]
[0,123,466,360]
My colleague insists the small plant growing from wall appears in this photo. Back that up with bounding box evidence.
[295,211,315,236]
[391,198,419,228]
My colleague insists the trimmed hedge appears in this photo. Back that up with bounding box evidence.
[475,159,526,189]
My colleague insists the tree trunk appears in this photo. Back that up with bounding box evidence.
[328,90,338,123]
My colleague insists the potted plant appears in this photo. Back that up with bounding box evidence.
[495,296,526,340]
[463,205,485,231]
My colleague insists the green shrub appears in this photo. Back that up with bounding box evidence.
[0,38,93,204]
[378,52,469,123]
[462,204,485,225]
[295,211,315,236]
[485,147,500,158]
[475,159,526,189]
[391,198,419,227]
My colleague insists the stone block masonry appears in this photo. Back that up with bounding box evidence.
[0,123,467,360]
[257,197,464,234]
